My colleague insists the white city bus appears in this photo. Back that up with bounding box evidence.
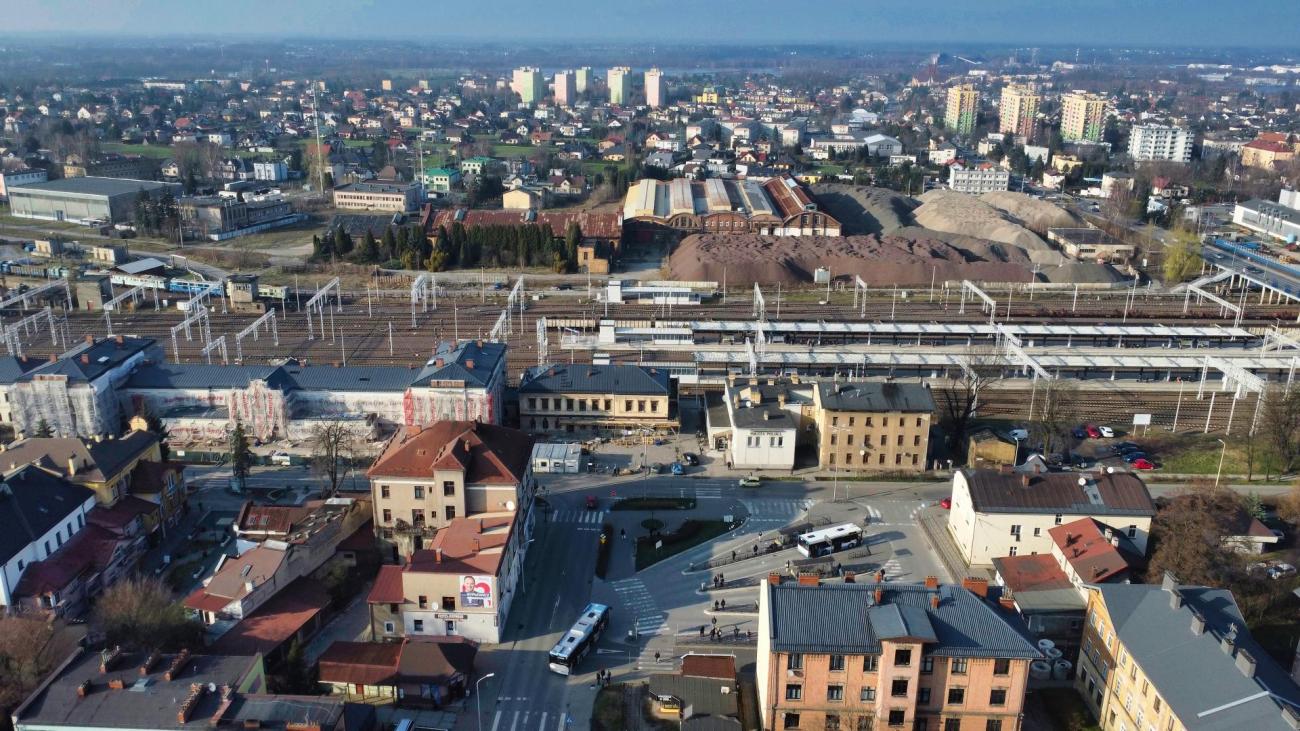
[796,523,863,558]
[547,602,611,675]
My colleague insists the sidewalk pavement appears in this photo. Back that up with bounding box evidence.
[915,506,988,584]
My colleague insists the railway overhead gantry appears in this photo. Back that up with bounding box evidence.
[304,277,341,341]
[234,308,279,363]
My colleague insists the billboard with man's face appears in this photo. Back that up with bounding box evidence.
[460,575,494,608]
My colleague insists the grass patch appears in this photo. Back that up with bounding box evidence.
[612,496,695,511]
[591,685,625,731]
[1031,687,1099,731]
[1141,432,1284,477]
[636,519,734,570]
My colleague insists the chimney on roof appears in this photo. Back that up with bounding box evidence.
[1169,588,1183,610]
[1222,624,1238,655]
[67,457,77,476]
[875,569,885,583]
[81,354,90,365]
[1283,706,1300,730]
[435,547,443,563]
[999,595,1016,610]
[778,393,786,407]
[1110,536,1120,547]
[76,679,91,697]
[874,586,884,604]
[1190,610,1206,636]
[1161,570,1178,593]
[1236,648,1258,678]
[115,335,124,346]
[476,339,484,348]
[435,357,444,367]
[844,571,855,583]
[962,577,989,598]
[84,334,94,345]
[466,359,475,370]
[797,574,819,586]
[924,575,939,589]
[1020,474,1031,487]
[48,353,56,363]
[768,572,782,586]
[930,593,940,609]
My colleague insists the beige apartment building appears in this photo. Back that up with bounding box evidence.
[814,381,934,473]
[1075,573,1300,731]
[1061,91,1109,142]
[367,421,535,560]
[944,84,980,135]
[998,85,1040,138]
[517,363,677,436]
[608,66,632,105]
[757,576,1038,731]
[332,181,422,213]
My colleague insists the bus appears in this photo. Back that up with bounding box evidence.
[796,523,863,558]
[547,603,611,675]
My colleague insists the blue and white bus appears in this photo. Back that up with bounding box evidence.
[548,603,611,675]
[796,523,863,558]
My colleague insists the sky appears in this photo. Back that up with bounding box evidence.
[3,0,1298,47]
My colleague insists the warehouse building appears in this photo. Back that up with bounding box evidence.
[8,177,179,224]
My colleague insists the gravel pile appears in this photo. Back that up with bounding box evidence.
[810,183,917,235]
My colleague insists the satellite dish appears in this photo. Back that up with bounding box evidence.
[1077,477,1087,486]
[208,682,217,693]
[1106,466,1115,474]
[506,500,516,511]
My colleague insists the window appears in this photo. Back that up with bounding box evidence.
[381,485,390,498]
[1009,525,1021,536]
[625,400,632,411]
[947,688,966,705]
[944,720,961,731]
[579,399,587,411]
[846,434,854,446]
[827,685,844,702]
[414,486,425,499]
[879,434,886,446]
[1008,546,1018,556]
[651,401,659,412]
[566,398,574,411]
[445,506,456,520]
[825,714,840,731]
[845,454,853,466]
[418,595,428,609]
[528,398,536,409]
[1127,525,1137,538]
[16,559,23,571]
[789,653,803,670]
[891,679,908,697]
[921,656,934,674]
[382,509,392,523]
[894,454,902,465]
[848,417,855,427]
[1033,527,1041,537]
[832,416,839,427]
[831,434,837,445]
[830,654,845,671]
[412,509,425,526]
[882,417,889,427]
[863,655,879,671]
[1054,513,1063,525]
[1154,696,1162,713]
[783,713,801,729]
[383,621,395,634]
[637,400,646,412]
[990,689,1007,706]
[443,481,456,496]
[993,658,1010,676]
[918,687,931,705]
[441,596,456,610]
[894,648,912,667]
[888,710,905,727]
[896,434,903,446]
[785,684,803,701]
[950,658,968,675]
[860,687,876,702]
[914,434,921,446]
[985,722,1002,731]
[413,619,424,632]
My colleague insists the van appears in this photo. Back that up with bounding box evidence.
[270,451,293,466]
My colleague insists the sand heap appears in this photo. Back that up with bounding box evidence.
[913,190,1066,267]
[980,191,1083,235]
[809,183,917,235]
[667,232,1040,287]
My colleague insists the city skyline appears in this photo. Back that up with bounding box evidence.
[3,0,1299,47]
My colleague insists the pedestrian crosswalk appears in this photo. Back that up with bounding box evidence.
[741,498,814,515]
[862,505,883,523]
[610,577,667,637]
[552,510,606,529]
[489,708,570,731]
[881,558,903,580]
[694,486,722,499]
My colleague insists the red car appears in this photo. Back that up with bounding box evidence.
[1084,424,1102,439]
[1132,458,1155,470]
[939,497,952,509]
[585,495,598,510]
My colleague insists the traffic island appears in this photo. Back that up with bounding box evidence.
[611,496,696,510]
[636,519,735,570]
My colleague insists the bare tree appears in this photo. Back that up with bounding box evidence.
[1260,383,1300,478]
[310,421,357,497]
[0,616,56,715]
[94,577,202,651]
[937,345,1006,460]
[1031,378,1077,457]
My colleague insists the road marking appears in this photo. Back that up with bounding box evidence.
[509,710,520,731]
[491,711,502,731]
[538,712,547,730]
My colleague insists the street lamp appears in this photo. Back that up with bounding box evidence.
[1215,438,1228,488]
[475,672,496,731]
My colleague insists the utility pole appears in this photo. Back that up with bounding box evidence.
[311,82,326,194]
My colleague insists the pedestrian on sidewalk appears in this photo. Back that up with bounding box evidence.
[699,625,705,637]
[731,549,736,561]
[720,599,726,610]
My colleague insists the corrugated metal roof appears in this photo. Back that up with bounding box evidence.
[815,381,936,413]
[519,363,671,396]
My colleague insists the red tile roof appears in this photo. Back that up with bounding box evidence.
[14,524,125,596]
[681,654,737,680]
[210,577,330,656]
[318,641,401,686]
[367,422,532,485]
[368,564,405,604]
[1049,518,1132,584]
[87,495,158,533]
[990,553,1073,594]
[410,515,514,576]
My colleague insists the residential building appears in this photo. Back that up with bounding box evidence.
[757,575,1039,731]
[0,167,48,200]
[554,70,577,107]
[253,159,288,181]
[645,68,665,108]
[1061,92,1109,142]
[574,67,591,92]
[707,376,812,471]
[1233,189,1300,242]
[945,84,980,135]
[502,187,547,210]
[1075,573,1300,730]
[1241,135,1297,170]
[178,194,300,241]
[511,67,545,106]
[460,156,496,177]
[61,154,158,181]
[947,469,1156,566]
[623,176,841,238]
[366,511,532,644]
[367,420,535,559]
[949,164,1011,194]
[421,167,462,194]
[1128,124,1194,163]
[317,637,477,704]
[0,467,98,610]
[813,381,934,473]
[518,363,676,436]
[333,181,423,213]
[8,177,179,224]
[607,66,632,105]
[998,85,1040,138]
[807,131,903,160]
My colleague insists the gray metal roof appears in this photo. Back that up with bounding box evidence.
[0,467,95,566]
[520,363,671,396]
[648,674,739,719]
[766,582,1041,659]
[816,381,936,413]
[9,337,155,385]
[1096,583,1300,730]
[13,176,174,198]
[129,362,419,393]
[411,340,505,388]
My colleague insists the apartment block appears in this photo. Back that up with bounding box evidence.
[1128,124,1194,163]
[944,84,980,136]
[575,66,591,93]
[998,85,1040,139]
[813,381,934,474]
[1061,92,1109,142]
[948,165,1011,194]
[607,66,632,105]
[511,66,545,106]
[554,70,577,107]
[645,68,665,108]
[332,181,423,213]
[757,576,1039,731]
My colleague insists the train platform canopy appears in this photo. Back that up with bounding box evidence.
[113,257,168,276]
[692,349,1300,372]
[652,320,1252,340]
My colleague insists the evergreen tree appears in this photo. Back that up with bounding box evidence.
[229,421,252,490]
[33,419,53,438]
[140,407,171,462]
[382,226,398,261]
[565,222,582,272]
[356,230,379,263]
[332,228,353,259]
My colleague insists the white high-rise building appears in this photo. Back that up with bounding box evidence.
[554,70,577,107]
[607,66,632,105]
[575,67,591,93]
[511,67,545,106]
[645,68,665,108]
[1128,124,1194,163]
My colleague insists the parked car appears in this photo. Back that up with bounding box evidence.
[1008,428,1029,441]
[1122,451,1147,464]
[939,497,952,509]
[585,495,598,510]
[682,452,700,466]
[1098,426,1115,438]
[1131,458,1155,470]
[1269,563,1296,580]
[270,451,292,466]
[1114,442,1141,454]
[738,476,761,488]
[1083,424,1102,439]
[650,462,664,474]
[1071,427,1088,440]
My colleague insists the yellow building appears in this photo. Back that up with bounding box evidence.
[695,86,721,105]
[944,84,980,135]
[813,381,934,473]
[999,85,1040,138]
[967,428,1018,467]
[1075,573,1300,731]
[1061,91,1109,142]
[518,363,676,436]
[607,66,632,105]
[511,66,545,106]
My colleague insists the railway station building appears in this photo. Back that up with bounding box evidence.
[517,363,677,436]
